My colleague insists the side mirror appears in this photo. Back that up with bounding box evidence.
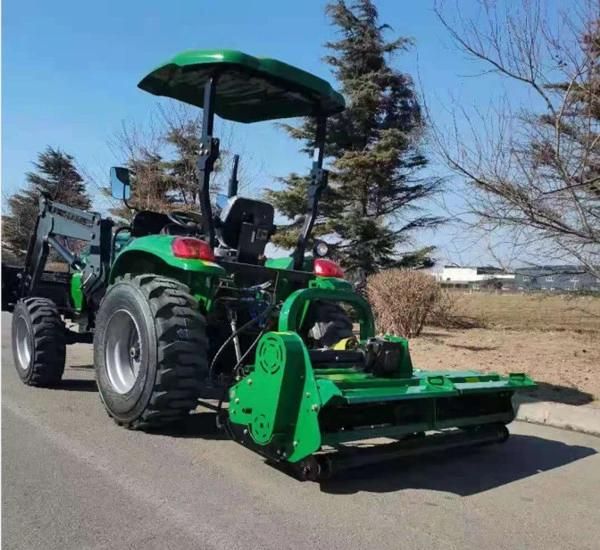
[110,166,131,201]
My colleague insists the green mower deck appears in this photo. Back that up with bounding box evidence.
[227,287,535,479]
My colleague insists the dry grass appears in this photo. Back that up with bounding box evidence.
[445,291,600,333]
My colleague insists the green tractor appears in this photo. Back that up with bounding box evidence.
[4,50,535,480]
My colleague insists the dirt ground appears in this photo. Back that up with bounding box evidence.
[410,327,600,407]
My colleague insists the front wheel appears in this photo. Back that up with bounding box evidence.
[11,297,66,386]
[94,274,208,430]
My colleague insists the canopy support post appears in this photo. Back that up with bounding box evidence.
[292,115,328,270]
[197,76,220,248]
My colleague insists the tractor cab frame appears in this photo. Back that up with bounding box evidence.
[137,49,344,270]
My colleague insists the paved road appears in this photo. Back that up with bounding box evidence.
[2,312,600,550]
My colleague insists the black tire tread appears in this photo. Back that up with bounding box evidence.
[14,297,66,386]
[100,274,208,430]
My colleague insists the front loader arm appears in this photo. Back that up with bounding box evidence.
[20,196,114,310]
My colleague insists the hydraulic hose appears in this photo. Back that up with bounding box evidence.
[208,299,277,381]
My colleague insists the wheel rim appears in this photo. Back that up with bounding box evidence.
[104,309,143,394]
[14,315,32,370]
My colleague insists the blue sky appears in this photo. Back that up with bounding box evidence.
[2,0,540,265]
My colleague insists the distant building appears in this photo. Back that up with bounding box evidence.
[432,264,600,292]
[514,266,600,292]
[434,265,515,288]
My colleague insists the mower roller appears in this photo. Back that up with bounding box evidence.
[3,49,535,480]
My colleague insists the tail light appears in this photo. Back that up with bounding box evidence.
[172,237,215,261]
[314,258,344,278]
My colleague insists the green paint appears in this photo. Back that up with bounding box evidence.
[229,327,535,463]
[110,235,226,282]
[310,276,353,292]
[138,49,345,123]
[108,234,225,312]
[229,331,324,462]
[321,413,514,446]
[70,272,84,312]
[279,286,375,340]
[264,256,295,270]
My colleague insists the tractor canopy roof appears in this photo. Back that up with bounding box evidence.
[138,49,345,123]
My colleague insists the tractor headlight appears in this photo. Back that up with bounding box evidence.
[313,241,329,258]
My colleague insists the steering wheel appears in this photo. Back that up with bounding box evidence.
[166,210,203,229]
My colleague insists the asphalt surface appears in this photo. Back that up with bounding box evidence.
[2,311,600,550]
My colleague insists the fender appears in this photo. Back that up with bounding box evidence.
[109,234,226,282]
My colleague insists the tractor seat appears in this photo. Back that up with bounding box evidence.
[218,197,275,264]
[131,210,201,237]
[130,210,171,237]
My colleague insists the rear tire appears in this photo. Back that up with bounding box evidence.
[11,298,66,386]
[307,301,354,347]
[94,274,208,430]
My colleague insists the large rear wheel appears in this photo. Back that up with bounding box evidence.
[11,297,66,386]
[94,274,208,430]
[307,301,354,348]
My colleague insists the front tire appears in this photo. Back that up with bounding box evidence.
[11,297,66,386]
[94,274,208,430]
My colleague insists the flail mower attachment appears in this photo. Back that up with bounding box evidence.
[227,286,535,480]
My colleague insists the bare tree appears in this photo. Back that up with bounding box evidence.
[107,102,257,221]
[433,0,600,276]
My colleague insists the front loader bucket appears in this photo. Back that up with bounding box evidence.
[227,331,535,479]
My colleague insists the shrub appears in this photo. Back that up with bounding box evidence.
[367,269,441,338]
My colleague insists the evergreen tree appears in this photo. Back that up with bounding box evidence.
[268,0,441,274]
[163,118,203,206]
[2,147,91,257]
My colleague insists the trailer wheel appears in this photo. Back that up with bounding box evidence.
[94,274,208,430]
[11,298,66,386]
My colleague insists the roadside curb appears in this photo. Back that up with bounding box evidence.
[514,395,600,437]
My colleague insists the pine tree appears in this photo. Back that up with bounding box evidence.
[268,0,441,274]
[2,147,91,257]
[163,118,203,206]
